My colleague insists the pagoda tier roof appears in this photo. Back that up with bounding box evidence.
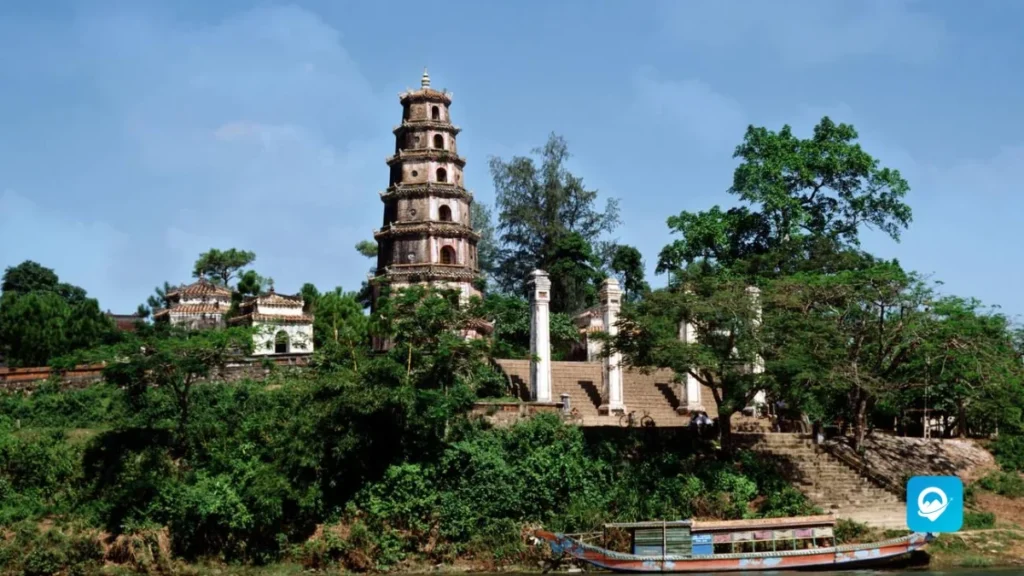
[380,183,473,201]
[398,88,452,104]
[386,148,466,168]
[393,120,461,135]
[228,312,313,325]
[374,221,481,241]
[377,264,478,283]
[166,278,232,299]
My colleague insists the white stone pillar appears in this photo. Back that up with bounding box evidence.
[528,270,553,403]
[677,318,703,412]
[746,286,767,408]
[598,278,626,415]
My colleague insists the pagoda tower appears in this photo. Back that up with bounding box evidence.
[371,70,483,309]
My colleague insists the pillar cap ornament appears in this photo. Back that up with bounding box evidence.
[528,269,552,290]
[421,67,430,89]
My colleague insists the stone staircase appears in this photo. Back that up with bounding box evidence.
[736,433,908,530]
[492,359,713,427]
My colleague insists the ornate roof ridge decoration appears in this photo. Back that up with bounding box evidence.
[153,303,228,317]
[385,148,466,167]
[392,120,461,135]
[239,290,304,307]
[398,88,452,104]
[229,312,314,325]
[379,183,473,200]
[374,221,481,241]
[167,278,233,298]
[463,317,495,335]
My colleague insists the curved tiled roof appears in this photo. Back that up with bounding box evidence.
[153,303,227,317]
[167,279,232,298]
[229,312,313,325]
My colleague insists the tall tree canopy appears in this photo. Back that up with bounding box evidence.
[192,248,256,287]
[470,200,499,284]
[0,261,115,366]
[609,244,650,303]
[658,117,912,280]
[489,133,620,311]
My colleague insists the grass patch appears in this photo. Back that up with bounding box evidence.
[964,510,997,530]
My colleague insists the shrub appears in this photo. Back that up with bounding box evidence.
[977,471,1024,498]
[991,434,1024,472]
[963,511,996,530]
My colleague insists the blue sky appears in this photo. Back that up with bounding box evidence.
[1,0,1021,319]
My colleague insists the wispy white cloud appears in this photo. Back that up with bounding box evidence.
[0,4,391,308]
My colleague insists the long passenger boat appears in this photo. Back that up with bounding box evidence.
[533,515,933,572]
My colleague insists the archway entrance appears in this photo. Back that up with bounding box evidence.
[274,330,290,354]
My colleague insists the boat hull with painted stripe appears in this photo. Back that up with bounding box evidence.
[533,530,934,573]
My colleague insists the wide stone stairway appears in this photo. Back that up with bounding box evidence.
[736,433,908,530]
[492,359,710,427]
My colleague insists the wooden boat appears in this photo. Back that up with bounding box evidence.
[533,514,933,572]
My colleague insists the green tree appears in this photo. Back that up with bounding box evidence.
[489,133,620,303]
[612,273,768,452]
[470,200,499,282]
[767,262,928,449]
[0,261,116,367]
[481,292,579,360]
[192,248,256,287]
[0,260,59,294]
[102,326,254,448]
[901,297,1024,437]
[658,117,912,280]
[313,288,369,370]
[609,244,650,303]
[355,240,378,259]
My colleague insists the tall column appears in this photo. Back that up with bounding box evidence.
[529,270,553,403]
[747,285,767,408]
[677,319,702,413]
[598,278,626,415]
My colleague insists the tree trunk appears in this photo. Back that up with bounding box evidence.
[957,398,967,438]
[852,395,868,452]
[719,411,734,455]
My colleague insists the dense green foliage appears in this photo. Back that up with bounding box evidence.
[0,261,118,367]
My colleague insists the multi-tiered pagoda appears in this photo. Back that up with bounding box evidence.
[371,70,484,309]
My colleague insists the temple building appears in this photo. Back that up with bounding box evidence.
[229,289,314,356]
[369,69,492,343]
[153,279,232,330]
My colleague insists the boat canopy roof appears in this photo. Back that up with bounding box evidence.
[604,520,693,530]
[691,515,836,533]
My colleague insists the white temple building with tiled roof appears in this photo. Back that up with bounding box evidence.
[153,278,232,330]
[229,289,314,356]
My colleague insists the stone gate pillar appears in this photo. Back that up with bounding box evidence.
[677,318,703,413]
[528,270,552,403]
[747,286,767,408]
[598,278,626,415]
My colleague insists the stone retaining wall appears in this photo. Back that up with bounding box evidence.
[0,353,312,393]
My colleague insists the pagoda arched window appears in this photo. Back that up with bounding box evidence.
[436,167,448,183]
[438,204,452,222]
[433,134,444,149]
[440,246,456,265]
[431,106,440,120]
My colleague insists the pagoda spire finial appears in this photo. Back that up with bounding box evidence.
[421,67,430,89]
